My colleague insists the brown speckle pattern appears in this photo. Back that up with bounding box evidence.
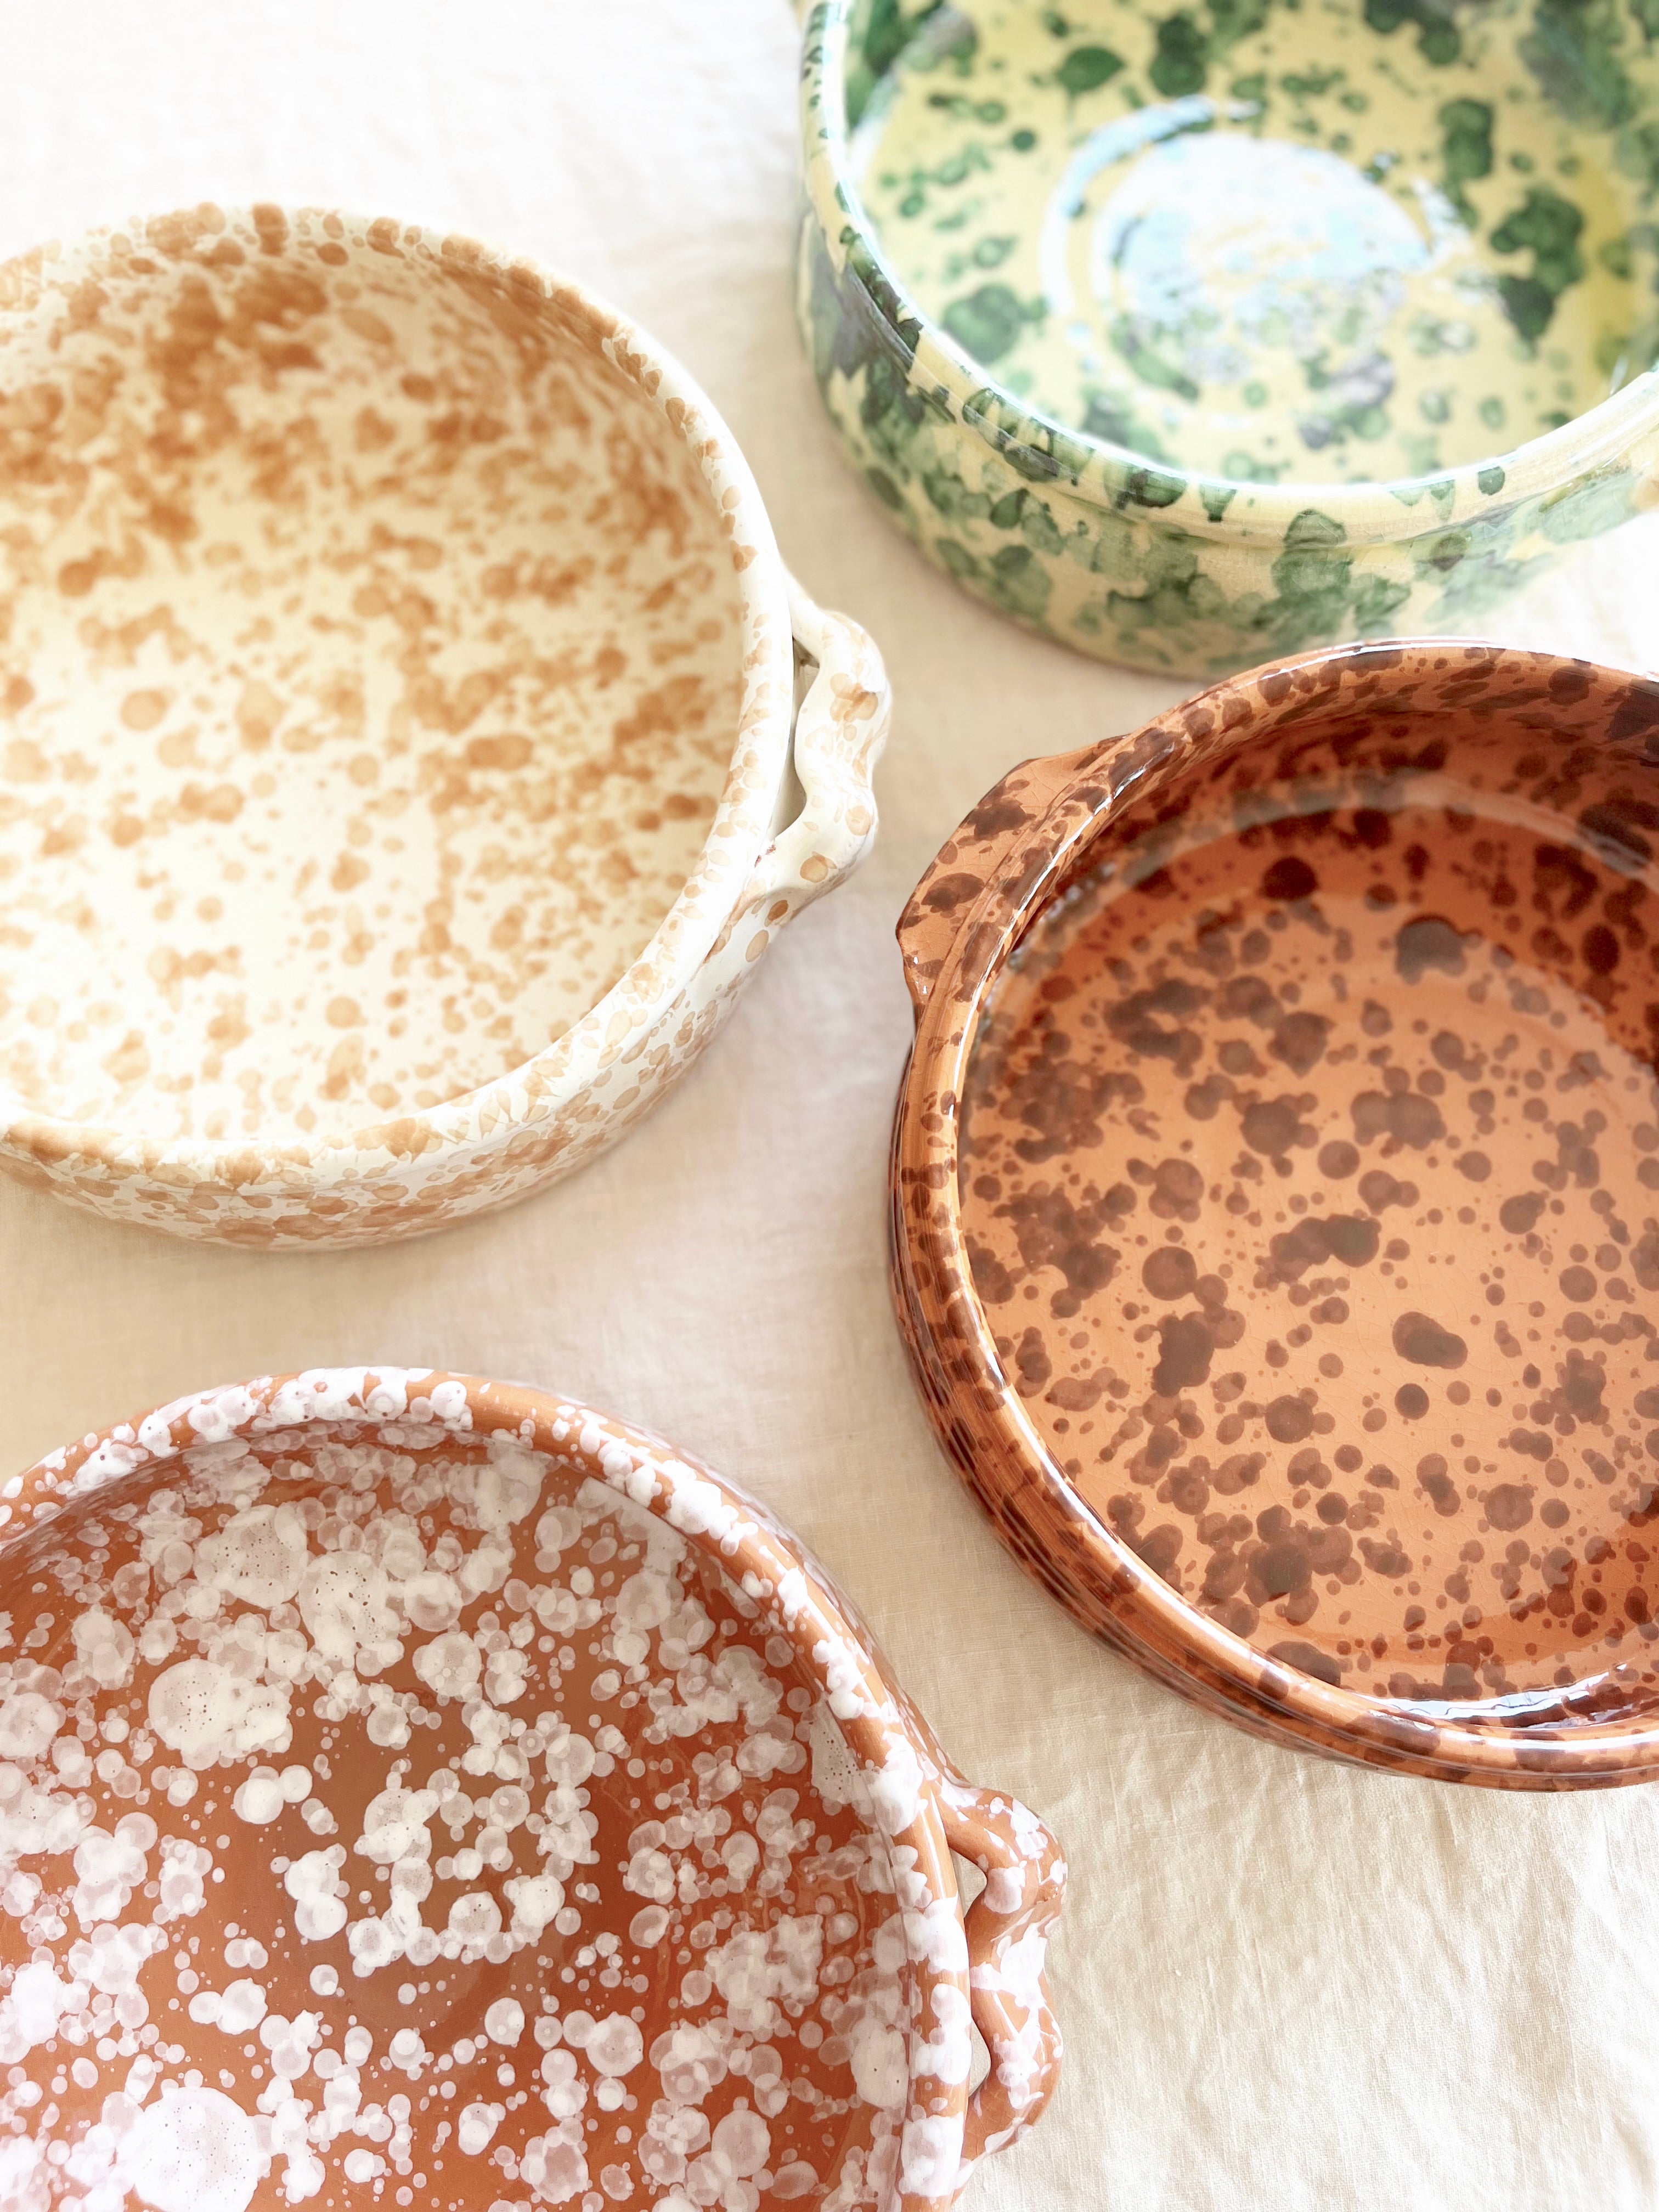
[963,795,1659,1707]
[0,209,891,1245]
[893,641,1659,1786]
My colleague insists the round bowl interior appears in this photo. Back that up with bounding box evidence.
[934,648,1659,1763]
[0,208,751,1150]
[0,1377,927,2209]
[836,0,1659,492]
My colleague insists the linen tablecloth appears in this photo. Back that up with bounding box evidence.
[3,5,1658,2204]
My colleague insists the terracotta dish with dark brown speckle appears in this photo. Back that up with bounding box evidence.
[0,206,890,1246]
[893,640,1659,1787]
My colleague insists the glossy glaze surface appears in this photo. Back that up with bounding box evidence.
[961,793,1659,1706]
[795,1,1659,674]
[0,209,891,1245]
[0,1372,1065,2209]
[892,641,1659,1782]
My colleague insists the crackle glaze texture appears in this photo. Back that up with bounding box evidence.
[795,0,1659,675]
[892,640,1659,1785]
[0,207,891,1247]
[0,1371,1063,2210]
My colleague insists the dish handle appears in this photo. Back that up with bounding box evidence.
[896,746,1097,1019]
[755,574,891,911]
[943,1781,1067,2171]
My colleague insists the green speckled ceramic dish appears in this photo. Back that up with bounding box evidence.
[794,0,1659,674]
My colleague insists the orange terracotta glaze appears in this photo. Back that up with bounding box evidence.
[893,641,1659,1784]
[961,793,1659,1707]
[7,1474,881,2209]
[0,1374,1065,2209]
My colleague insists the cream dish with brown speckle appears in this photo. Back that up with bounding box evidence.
[0,206,890,1246]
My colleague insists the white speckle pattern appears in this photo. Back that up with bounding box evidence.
[125,2085,262,2212]
[0,1369,1064,2208]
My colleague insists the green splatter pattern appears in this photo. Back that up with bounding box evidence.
[794,0,1659,673]
[849,0,1656,483]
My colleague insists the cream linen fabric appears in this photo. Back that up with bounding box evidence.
[3,5,1659,2206]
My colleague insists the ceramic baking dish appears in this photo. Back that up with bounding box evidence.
[795,0,1659,675]
[0,205,890,1246]
[893,639,1659,1787]
[0,1366,1063,2209]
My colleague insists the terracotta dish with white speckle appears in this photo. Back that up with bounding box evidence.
[0,1368,1063,2210]
[894,639,1659,1787]
[0,205,890,1246]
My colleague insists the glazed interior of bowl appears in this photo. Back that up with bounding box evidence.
[956,663,1659,1719]
[0,1397,912,2209]
[0,207,747,1147]
[843,0,1659,487]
